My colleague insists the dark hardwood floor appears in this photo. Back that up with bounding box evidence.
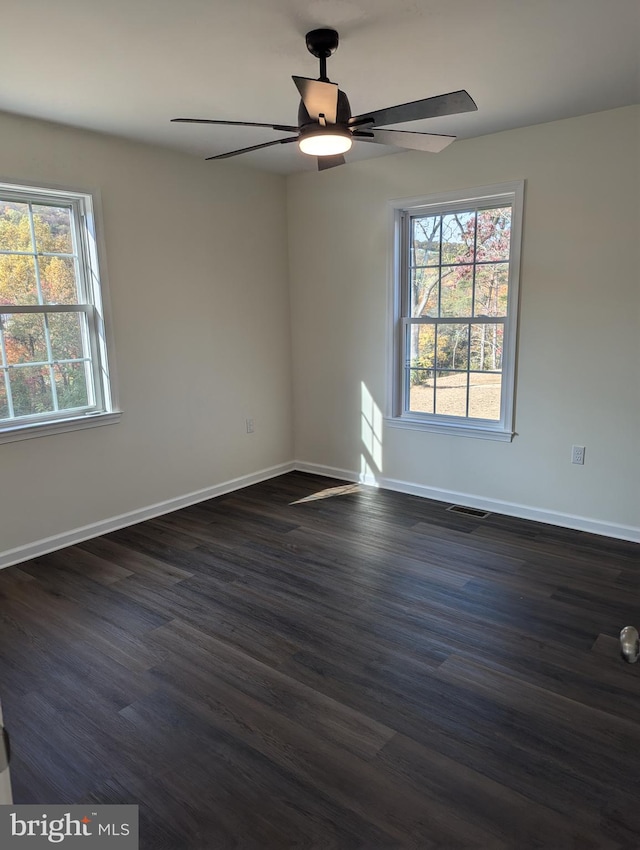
[1,471,639,848]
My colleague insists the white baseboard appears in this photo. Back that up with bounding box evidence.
[0,461,296,571]
[2,457,637,571]
[295,460,640,543]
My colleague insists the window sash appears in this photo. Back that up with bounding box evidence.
[401,317,507,422]
[403,316,506,326]
[388,182,523,439]
[0,185,112,431]
[0,305,101,422]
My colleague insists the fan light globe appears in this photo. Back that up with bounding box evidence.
[299,131,352,156]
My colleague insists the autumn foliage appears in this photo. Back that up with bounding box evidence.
[406,206,511,419]
[0,202,89,420]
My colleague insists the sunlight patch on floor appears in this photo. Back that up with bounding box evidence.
[290,484,363,504]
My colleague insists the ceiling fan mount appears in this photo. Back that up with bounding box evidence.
[171,29,477,170]
[305,28,339,61]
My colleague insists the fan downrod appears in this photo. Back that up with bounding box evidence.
[306,28,338,81]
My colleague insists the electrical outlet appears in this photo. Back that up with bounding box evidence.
[571,445,585,465]
[245,418,254,434]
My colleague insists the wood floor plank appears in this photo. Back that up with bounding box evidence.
[376,732,616,850]
[144,617,396,760]
[437,654,640,789]
[78,536,196,585]
[0,470,638,848]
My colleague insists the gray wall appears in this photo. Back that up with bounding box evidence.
[287,106,640,538]
[0,111,293,559]
[1,105,638,563]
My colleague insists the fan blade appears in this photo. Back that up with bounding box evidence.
[354,129,455,153]
[317,154,345,171]
[172,118,298,132]
[350,90,477,128]
[292,76,338,124]
[205,137,298,161]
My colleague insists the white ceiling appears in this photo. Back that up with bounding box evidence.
[1,0,638,174]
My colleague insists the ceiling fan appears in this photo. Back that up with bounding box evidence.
[172,29,477,171]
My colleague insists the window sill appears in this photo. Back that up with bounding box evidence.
[385,415,514,442]
[0,411,122,445]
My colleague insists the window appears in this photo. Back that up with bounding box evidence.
[0,182,118,443]
[388,181,523,441]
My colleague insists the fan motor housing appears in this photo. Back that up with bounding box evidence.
[298,89,352,130]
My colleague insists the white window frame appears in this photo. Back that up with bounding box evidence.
[386,181,524,442]
[0,180,120,444]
